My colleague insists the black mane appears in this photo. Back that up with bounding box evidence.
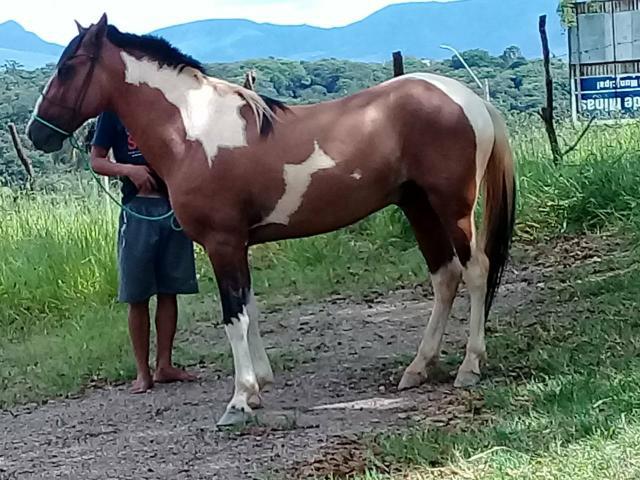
[100,25,288,137]
[106,25,205,73]
[258,95,288,136]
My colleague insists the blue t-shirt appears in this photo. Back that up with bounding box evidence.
[92,111,167,204]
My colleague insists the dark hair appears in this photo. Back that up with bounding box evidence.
[57,34,84,67]
[106,25,205,73]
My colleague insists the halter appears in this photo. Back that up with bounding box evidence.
[30,45,181,229]
[32,49,100,141]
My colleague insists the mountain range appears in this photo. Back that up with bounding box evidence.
[0,0,565,69]
[0,20,65,69]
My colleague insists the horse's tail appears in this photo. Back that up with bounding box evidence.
[480,102,516,320]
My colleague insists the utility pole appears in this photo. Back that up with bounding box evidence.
[440,44,491,101]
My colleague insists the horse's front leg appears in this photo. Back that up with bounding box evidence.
[206,233,271,426]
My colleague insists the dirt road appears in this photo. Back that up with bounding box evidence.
[1,265,538,479]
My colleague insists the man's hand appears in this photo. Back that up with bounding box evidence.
[125,165,158,194]
[91,146,159,194]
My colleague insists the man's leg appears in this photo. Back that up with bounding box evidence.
[117,199,160,394]
[128,300,153,394]
[154,294,197,383]
[154,201,199,383]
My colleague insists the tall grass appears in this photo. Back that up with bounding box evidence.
[0,189,118,339]
[513,118,640,236]
[1,116,640,405]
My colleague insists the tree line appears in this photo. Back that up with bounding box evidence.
[0,47,569,187]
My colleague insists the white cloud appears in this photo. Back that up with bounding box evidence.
[0,0,453,45]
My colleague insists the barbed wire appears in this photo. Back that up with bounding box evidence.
[535,39,640,60]
[569,38,640,56]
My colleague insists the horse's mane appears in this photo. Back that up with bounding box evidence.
[58,34,84,67]
[106,25,205,73]
[105,25,287,136]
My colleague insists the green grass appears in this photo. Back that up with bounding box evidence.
[352,235,640,479]
[2,115,640,423]
[512,118,640,237]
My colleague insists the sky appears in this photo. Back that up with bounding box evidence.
[0,0,453,46]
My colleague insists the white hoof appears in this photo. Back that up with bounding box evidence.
[454,370,481,388]
[217,406,255,427]
[398,371,427,391]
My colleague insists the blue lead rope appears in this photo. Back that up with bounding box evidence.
[32,115,182,231]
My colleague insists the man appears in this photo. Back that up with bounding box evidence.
[91,111,199,394]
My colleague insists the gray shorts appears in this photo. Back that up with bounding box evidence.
[117,197,199,303]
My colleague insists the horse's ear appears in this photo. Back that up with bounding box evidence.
[83,12,108,46]
[95,13,108,36]
[85,13,108,44]
[75,20,87,35]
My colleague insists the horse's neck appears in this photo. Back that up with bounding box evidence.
[114,62,259,171]
[113,87,179,177]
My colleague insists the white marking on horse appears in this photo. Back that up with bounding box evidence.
[395,73,495,189]
[224,307,259,416]
[351,169,363,180]
[399,259,461,390]
[246,291,273,388]
[120,52,247,167]
[257,141,336,226]
[26,73,56,132]
[455,250,490,387]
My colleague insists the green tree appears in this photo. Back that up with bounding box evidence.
[0,52,572,187]
[450,49,501,70]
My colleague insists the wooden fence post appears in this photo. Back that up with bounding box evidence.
[538,15,563,164]
[393,51,405,77]
[7,122,34,188]
[244,69,257,90]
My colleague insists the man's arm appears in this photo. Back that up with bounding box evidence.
[91,145,158,193]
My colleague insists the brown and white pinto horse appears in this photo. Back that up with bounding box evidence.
[27,15,516,426]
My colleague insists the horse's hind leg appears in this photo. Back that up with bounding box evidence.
[398,184,462,390]
[427,189,490,388]
[455,241,489,388]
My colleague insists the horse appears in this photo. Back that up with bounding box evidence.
[27,14,516,426]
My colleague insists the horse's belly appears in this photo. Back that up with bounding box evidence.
[249,171,398,244]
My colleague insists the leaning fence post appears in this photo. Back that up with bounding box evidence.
[7,122,34,189]
[393,51,405,77]
[538,14,563,164]
[244,69,257,90]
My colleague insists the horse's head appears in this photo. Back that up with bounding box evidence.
[27,14,113,153]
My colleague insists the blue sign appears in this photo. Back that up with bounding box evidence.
[578,74,640,115]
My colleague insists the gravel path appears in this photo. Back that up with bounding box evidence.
[1,264,538,480]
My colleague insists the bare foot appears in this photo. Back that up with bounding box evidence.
[130,376,153,394]
[154,366,198,384]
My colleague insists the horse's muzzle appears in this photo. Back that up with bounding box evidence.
[27,122,66,153]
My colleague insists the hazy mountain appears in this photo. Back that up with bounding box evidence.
[0,0,565,69]
[151,0,565,62]
[0,21,62,69]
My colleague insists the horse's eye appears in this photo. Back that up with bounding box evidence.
[58,63,75,81]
